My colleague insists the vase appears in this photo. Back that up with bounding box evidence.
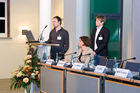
[25,82,40,93]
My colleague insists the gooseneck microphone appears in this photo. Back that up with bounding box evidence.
[66,53,91,68]
[105,57,136,75]
[123,57,136,61]
[73,53,91,59]
[65,52,77,56]
[120,57,136,68]
[46,52,77,61]
[39,25,48,41]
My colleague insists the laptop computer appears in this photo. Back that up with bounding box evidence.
[22,30,39,43]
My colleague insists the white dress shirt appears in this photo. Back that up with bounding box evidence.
[94,26,103,50]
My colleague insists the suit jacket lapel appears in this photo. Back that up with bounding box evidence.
[97,26,104,39]
[93,28,97,43]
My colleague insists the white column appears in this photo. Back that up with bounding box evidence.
[64,0,77,54]
[39,0,52,57]
[40,0,51,41]
[76,0,90,48]
[132,0,140,62]
[122,0,133,60]
[64,0,90,53]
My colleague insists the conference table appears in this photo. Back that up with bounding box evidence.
[40,65,65,93]
[40,64,140,93]
[105,74,140,93]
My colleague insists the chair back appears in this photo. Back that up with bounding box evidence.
[125,62,140,72]
[97,56,107,66]
[106,59,121,68]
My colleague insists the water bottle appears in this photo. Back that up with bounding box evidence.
[88,56,95,69]
[139,68,140,76]
[42,52,47,62]
[113,57,118,71]
[55,53,59,63]
[42,45,47,63]
[70,55,74,65]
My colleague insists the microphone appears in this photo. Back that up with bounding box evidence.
[66,53,91,68]
[39,25,48,41]
[64,52,77,68]
[65,52,77,56]
[120,57,136,68]
[106,57,136,75]
[73,53,91,59]
[51,52,77,60]
[46,52,77,61]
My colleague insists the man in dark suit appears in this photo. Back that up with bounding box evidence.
[90,15,110,65]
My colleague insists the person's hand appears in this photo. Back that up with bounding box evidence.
[93,51,96,56]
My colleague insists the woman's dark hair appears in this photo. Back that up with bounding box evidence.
[53,16,62,25]
[80,36,91,47]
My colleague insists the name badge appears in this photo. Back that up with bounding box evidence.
[57,36,62,40]
[45,59,54,65]
[99,36,103,40]
[94,65,107,73]
[72,63,85,70]
[115,68,132,78]
[57,61,67,67]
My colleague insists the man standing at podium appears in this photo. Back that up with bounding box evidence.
[46,16,69,60]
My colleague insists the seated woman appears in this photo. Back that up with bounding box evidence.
[77,36,94,67]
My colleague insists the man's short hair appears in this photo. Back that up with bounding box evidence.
[53,16,62,25]
[96,15,106,23]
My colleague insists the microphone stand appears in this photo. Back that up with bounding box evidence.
[67,55,74,68]
[105,57,136,75]
[67,53,90,68]
[120,57,136,68]
[65,52,77,56]
[73,53,91,59]
[39,25,48,41]
[64,52,77,68]
[66,53,91,68]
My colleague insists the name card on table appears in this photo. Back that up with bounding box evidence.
[72,63,85,70]
[45,59,55,65]
[115,68,132,78]
[94,65,107,73]
[57,61,67,67]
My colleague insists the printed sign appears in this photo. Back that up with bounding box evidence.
[94,65,107,73]
[115,68,132,78]
[45,59,54,65]
[57,61,67,67]
[72,63,85,70]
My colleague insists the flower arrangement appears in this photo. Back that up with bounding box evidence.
[10,46,41,93]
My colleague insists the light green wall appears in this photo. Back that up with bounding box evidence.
[90,0,121,59]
